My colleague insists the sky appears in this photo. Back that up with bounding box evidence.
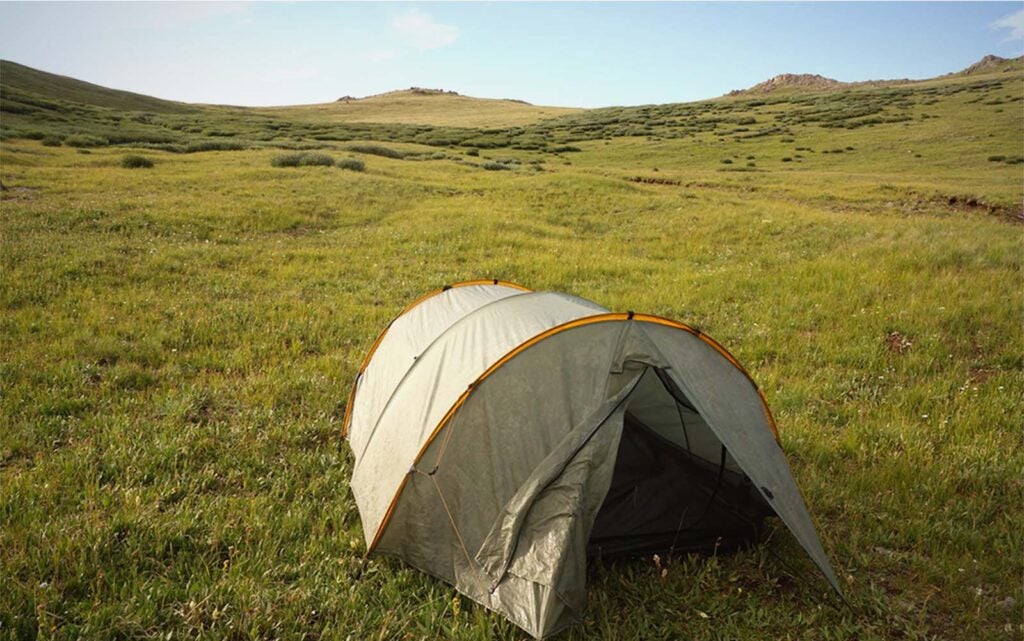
[0,2,1022,108]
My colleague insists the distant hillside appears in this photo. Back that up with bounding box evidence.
[728,54,1024,96]
[957,54,1024,76]
[739,73,846,94]
[257,88,580,128]
[0,60,194,113]
[0,55,1020,170]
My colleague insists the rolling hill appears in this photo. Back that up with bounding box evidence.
[257,87,581,128]
[0,60,195,114]
[728,54,1024,95]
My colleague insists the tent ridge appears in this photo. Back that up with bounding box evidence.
[342,279,530,437]
[351,288,535,465]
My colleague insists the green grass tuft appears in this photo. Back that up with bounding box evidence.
[271,152,335,167]
[336,157,365,172]
[120,154,154,169]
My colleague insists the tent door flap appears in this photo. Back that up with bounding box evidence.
[475,370,644,591]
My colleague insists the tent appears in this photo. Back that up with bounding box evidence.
[343,280,841,638]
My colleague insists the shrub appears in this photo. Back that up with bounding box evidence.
[551,145,581,153]
[107,131,179,145]
[781,157,793,162]
[271,153,304,167]
[121,155,154,169]
[720,159,733,164]
[466,149,479,157]
[987,155,1006,162]
[483,161,512,171]
[271,152,334,168]
[336,158,365,172]
[184,140,247,153]
[41,136,62,147]
[298,153,335,167]
[64,134,109,148]
[462,135,511,149]
[130,142,187,154]
[347,144,405,159]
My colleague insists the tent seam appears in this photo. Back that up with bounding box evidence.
[342,279,531,438]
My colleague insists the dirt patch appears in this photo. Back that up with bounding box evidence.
[967,366,998,384]
[943,194,1023,224]
[885,331,913,354]
[0,185,40,202]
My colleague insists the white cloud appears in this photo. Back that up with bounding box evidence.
[390,10,458,51]
[992,9,1024,40]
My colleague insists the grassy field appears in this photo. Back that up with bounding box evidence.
[1,59,1022,640]
[256,89,581,128]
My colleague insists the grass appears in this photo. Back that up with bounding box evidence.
[256,88,581,128]
[1,60,1022,640]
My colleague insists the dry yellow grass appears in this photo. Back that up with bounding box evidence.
[256,89,581,127]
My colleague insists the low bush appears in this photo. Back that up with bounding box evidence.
[462,135,510,149]
[130,142,187,154]
[121,155,154,169]
[987,155,1006,162]
[64,134,109,148]
[298,153,335,167]
[185,140,247,153]
[720,159,733,164]
[336,158,365,172]
[347,144,405,159]
[41,136,62,147]
[271,152,335,168]
[483,161,512,171]
[107,131,179,145]
[271,153,304,167]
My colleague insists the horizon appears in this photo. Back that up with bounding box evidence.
[0,2,1022,109]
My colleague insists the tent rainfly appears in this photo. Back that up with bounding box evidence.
[343,280,841,638]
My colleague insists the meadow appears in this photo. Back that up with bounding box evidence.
[1,59,1022,640]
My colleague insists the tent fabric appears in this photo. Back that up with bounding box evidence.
[344,281,841,639]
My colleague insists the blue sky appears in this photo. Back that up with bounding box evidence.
[1,2,1022,108]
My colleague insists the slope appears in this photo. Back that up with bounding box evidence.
[256,88,580,128]
[0,60,195,114]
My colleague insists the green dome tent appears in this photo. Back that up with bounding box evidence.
[344,280,840,638]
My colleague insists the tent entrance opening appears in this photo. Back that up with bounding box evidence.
[587,367,769,557]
